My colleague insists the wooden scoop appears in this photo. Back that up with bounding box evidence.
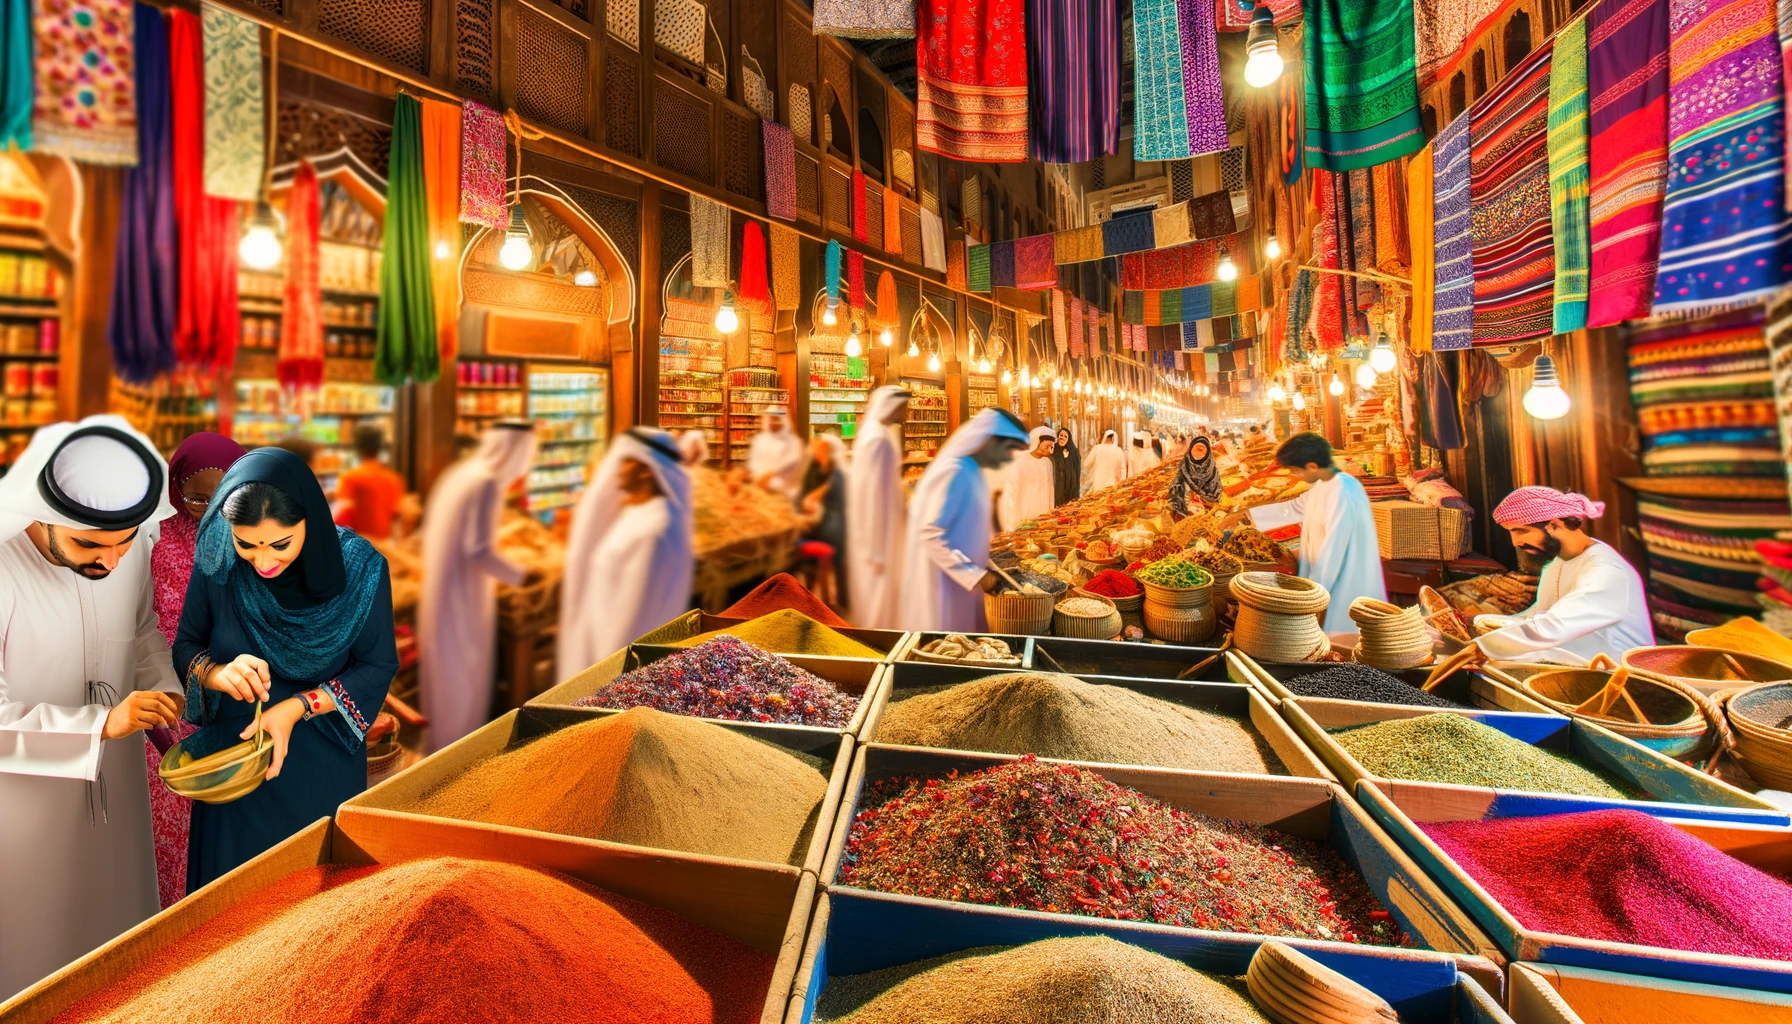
[1423,643,1482,692]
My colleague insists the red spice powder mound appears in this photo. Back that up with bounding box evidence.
[1083,569,1143,598]
[50,857,775,1024]
[723,572,852,627]
[1421,809,1792,961]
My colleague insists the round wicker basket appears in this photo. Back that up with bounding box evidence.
[1053,590,1123,639]
[984,589,1055,635]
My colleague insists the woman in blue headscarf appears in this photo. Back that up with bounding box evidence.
[173,447,397,887]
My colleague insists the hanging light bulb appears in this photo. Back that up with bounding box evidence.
[1264,236,1282,261]
[1370,333,1397,374]
[1267,382,1286,403]
[1215,245,1239,282]
[1020,366,1031,388]
[844,323,862,358]
[1355,362,1378,389]
[907,339,920,358]
[927,350,942,373]
[497,203,534,271]
[1243,2,1285,88]
[434,239,452,261]
[574,268,597,287]
[1001,367,1012,383]
[714,291,739,334]
[1328,372,1344,396]
[821,299,838,326]
[1052,377,1063,391]
[1523,354,1572,420]
[879,325,894,346]
[1292,391,1307,411]
[978,357,992,374]
[239,202,285,271]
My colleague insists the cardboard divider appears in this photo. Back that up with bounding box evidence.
[1025,635,1233,680]
[631,609,911,661]
[1508,961,1792,1023]
[1232,649,1561,716]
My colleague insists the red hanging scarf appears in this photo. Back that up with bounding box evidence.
[279,161,324,388]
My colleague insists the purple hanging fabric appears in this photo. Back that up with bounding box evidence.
[107,3,178,384]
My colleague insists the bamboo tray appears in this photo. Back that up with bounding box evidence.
[632,609,913,662]
[860,660,1335,781]
[1508,961,1792,1023]
[1358,783,1792,994]
[899,631,1033,667]
[818,744,1508,972]
[1230,649,1562,716]
[340,706,855,877]
[528,643,889,739]
[1280,700,1789,826]
[783,888,1515,1024]
[1026,635,1236,683]
[0,817,813,1024]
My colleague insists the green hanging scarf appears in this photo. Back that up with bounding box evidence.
[376,94,438,384]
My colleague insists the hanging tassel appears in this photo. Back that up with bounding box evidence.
[772,224,801,311]
[739,220,771,322]
[825,239,842,304]
[852,170,869,242]
[875,270,898,327]
[1052,289,1067,354]
[847,250,866,311]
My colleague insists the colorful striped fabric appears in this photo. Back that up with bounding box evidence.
[1469,41,1555,345]
[1408,142,1435,352]
[1586,0,1670,328]
[915,0,1029,161]
[1302,0,1426,171]
[1547,17,1590,333]
[1131,0,1228,161]
[1026,0,1120,163]
[1346,169,1380,310]
[1431,114,1474,351]
[1310,171,1347,346]
[1653,0,1792,315]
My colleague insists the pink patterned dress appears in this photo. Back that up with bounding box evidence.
[148,512,200,908]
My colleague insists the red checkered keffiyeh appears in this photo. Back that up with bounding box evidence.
[1492,486,1606,525]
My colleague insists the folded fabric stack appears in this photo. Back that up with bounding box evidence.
[1756,541,1792,638]
[1360,477,1413,501]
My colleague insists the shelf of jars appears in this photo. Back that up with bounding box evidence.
[658,334,726,458]
[901,378,948,468]
[726,366,788,466]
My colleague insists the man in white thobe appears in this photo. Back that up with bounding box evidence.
[417,422,537,752]
[0,417,183,1001]
[1472,486,1654,666]
[997,426,1056,531]
[557,429,694,681]
[1084,430,1128,492]
[746,407,807,499]
[846,387,911,629]
[1276,432,1386,633]
[898,409,1031,632]
[1127,437,1157,476]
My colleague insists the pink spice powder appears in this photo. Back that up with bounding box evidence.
[1421,809,1792,961]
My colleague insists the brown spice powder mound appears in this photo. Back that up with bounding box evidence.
[876,672,1284,774]
[817,936,1271,1024]
[50,857,775,1024]
[412,707,828,865]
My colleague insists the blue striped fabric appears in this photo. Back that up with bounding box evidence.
[1431,113,1474,351]
[1027,0,1120,163]
[1182,284,1211,321]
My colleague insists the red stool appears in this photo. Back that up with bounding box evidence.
[795,540,838,608]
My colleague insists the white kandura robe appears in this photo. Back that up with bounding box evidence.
[846,419,906,630]
[565,497,676,673]
[1085,442,1128,491]
[1475,540,1654,666]
[1128,446,1157,476]
[0,529,179,1001]
[899,455,993,632]
[998,452,1056,531]
[1290,472,1386,633]
[748,429,807,498]
[416,462,528,753]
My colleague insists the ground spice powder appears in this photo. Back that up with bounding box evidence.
[876,672,1283,774]
[816,936,1271,1024]
[579,634,858,726]
[49,857,774,1024]
[674,608,884,659]
[1330,713,1629,799]
[1083,569,1143,598]
[413,707,828,865]
[1285,665,1466,709]
[722,573,852,627]
[838,757,1402,944]
[1422,809,1792,961]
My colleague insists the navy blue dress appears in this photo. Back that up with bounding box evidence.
[173,563,398,888]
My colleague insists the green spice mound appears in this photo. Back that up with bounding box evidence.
[673,608,883,659]
[412,707,828,865]
[817,936,1271,1024]
[1330,713,1628,799]
[1135,556,1214,589]
[838,757,1401,945]
[877,672,1284,774]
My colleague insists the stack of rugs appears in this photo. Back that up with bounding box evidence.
[1360,477,1414,501]
[1626,310,1792,640]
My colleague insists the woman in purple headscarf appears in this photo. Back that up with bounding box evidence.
[146,431,245,907]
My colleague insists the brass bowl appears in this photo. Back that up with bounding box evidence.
[160,727,274,805]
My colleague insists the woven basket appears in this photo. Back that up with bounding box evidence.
[1438,507,1472,561]
[1521,662,1716,760]
[498,575,560,635]
[1142,583,1215,643]
[1054,590,1123,639]
[985,590,1055,635]
[1723,684,1792,789]
[1622,645,1792,697]
[1107,590,1144,612]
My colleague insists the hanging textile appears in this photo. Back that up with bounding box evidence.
[1408,142,1435,353]
[1345,169,1380,310]
[739,221,771,322]
[1432,115,1473,351]
[852,169,869,242]
[1187,191,1235,239]
[374,95,438,385]
[763,120,795,221]
[847,249,866,310]
[1101,209,1156,254]
[813,0,915,38]
[419,98,462,369]
[1054,225,1104,263]
[1301,0,1425,171]
[771,223,801,311]
[1782,2,1792,206]
[1053,289,1068,352]
[1278,27,1304,186]
[1121,252,1144,288]
[690,193,731,288]
[947,239,968,290]
[1547,17,1590,334]
[1152,201,1192,248]
[876,271,899,327]
[1143,289,1162,325]
[1310,172,1345,346]
[106,2,174,384]
[0,0,31,148]
[1160,287,1182,324]
[921,208,947,270]
[279,160,323,388]
[1131,0,1227,161]
[32,0,138,164]
[1026,0,1120,162]
[1469,41,1555,345]
[1217,0,1298,30]
[1013,233,1057,289]
[1371,162,1409,273]
[915,0,1028,161]
[458,100,507,229]
[1415,0,1519,90]
[1183,283,1212,321]
[1284,269,1313,357]
[169,9,238,371]
[968,242,992,291]
[989,239,1016,288]
[200,3,261,198]
[883,186,902,254]
[1653,0,1792,316]
[1586,0,1668,319]
[825,239,843,303]
[1420,352,1466,450]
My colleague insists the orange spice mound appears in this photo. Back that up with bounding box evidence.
[722,572,852,627]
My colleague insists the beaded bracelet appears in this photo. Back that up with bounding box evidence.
[295,689,326,720]
[185,652,216,692]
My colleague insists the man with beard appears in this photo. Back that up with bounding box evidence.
[1473,486,1653,665]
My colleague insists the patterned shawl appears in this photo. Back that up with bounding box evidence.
[1014,233,1058,289]
[279,160,324,388]
[1415,0,1519,90]
[1132,0,1227,161]
[814,0,915,38]
[690,194,731,288]
[1026,0,1120,163]
[763,121,795,221]
[459,100,508,228]
[1310,171,1346,347]
[990,239,1016,288]
[1653,0,1792,316]
[967,242,992,292]
[1302,0,1426,171]
[1101,210,1157,255]
[1168,436,1222,515]
[201,4,261,196]
[1586,0,1670,328]
[1547,17,1590,333]
[33,0,138,164]
[1469,41,1555,345]
[1432,114,1474,351]
[1278,27,1304,186]
[771,223,801,311]
[1346,169,1380,310]
[916,0,1028,161]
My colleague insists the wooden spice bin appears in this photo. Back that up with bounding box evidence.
[1357,784,1792,994]
[1026,635,1237,683]
[631,609,914,662]
[1508,961,1792,1023]
[899,631,1034,666]
[783,888,1516,1024]
[1230,650,1561,716]
[340,705,856,877]
[819,745,1509,976]
[1281,700,1791,826]
[0,817,814,1024]
[528,643,890,739]
[862,660,1336,781]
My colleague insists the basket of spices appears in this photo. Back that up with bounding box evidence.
[1135,556,1216,644]
[1052,590,1123,639]
[1722,682,1792,789]
[1081,567,1144,611]
[1518,655,1719,760]
[983,567,1061,636]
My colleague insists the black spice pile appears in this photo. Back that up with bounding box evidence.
[1283,664,1465,709]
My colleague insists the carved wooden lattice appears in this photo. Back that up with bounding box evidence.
[560,182,641,275]
[722,108,760,200]
[864,183,883,248]
[795,151,820,222]
[823,163,850,234]
[317,0,428,74]
[454,0,496,98]
[604,52,641,156]
[900,203,921,264]
[516,8,591,136]
[661,207,692,270]
[783,6,815,84]
[822,42,851,101]
[655,85,713,183]
[277,99,392,178]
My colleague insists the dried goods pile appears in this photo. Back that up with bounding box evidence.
[577,635,859,727]
[1285,665,1466,709]
[413,707,827,865]
[915,634,1020,663]
[1135,557,1213,589]
[1437,573,1540,617]
[815,937,1271,1024]
[1058,596,1115,617]
[875,672,1282,774]
[1422,809,1792,960]
[47,857,773,1024]
[690,464,807,557]
[1221,525,1288,563]
[1330,713,1629,798]
[838,757,1400,943]
[672,609,883,659]
[1083,569,1143,598]
[721,572,851,627]
[1189,549,1244,576]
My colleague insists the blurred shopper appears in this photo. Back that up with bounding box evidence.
[899,409,1030,631]
[845,386,910,629]
[334,424,407,540]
